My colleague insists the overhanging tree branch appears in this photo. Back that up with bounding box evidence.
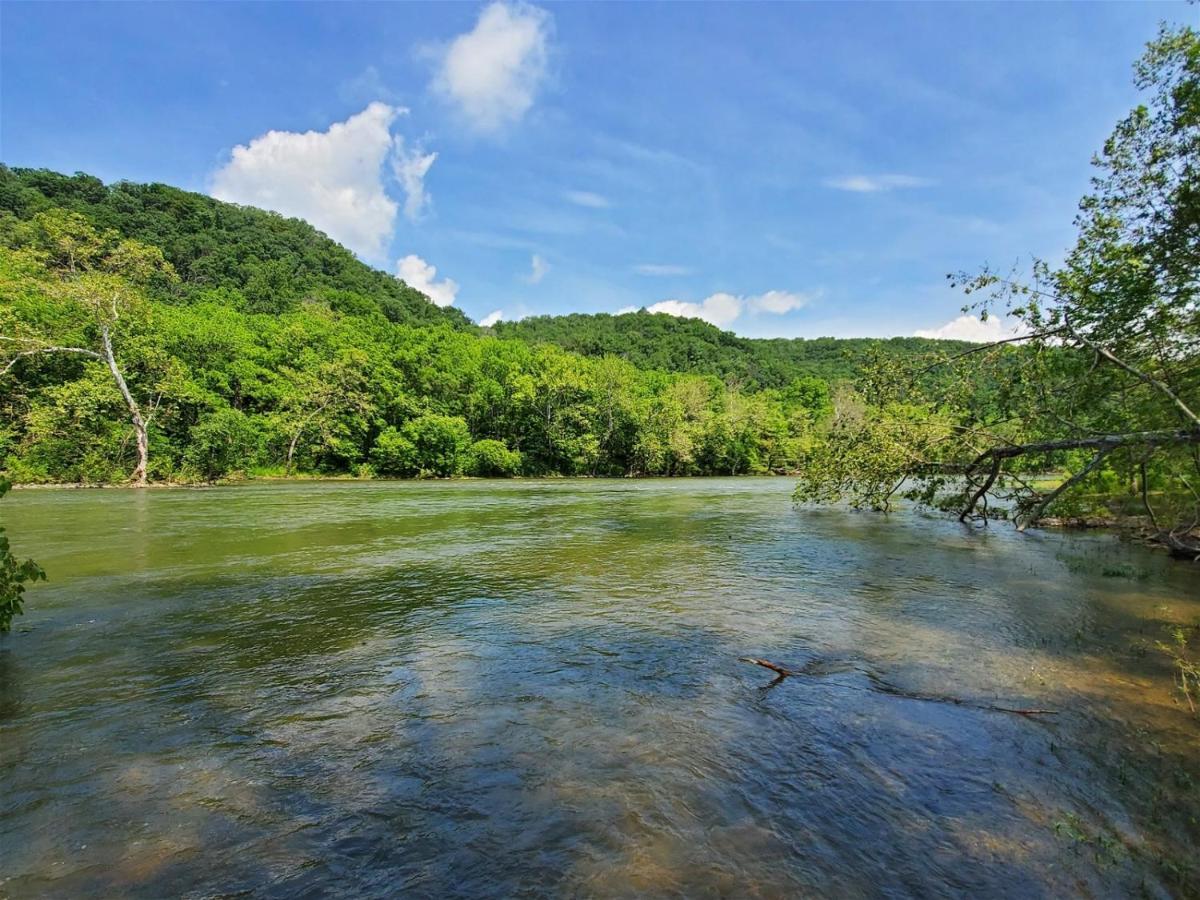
[1065,316,1200,426]
[2,345,102,374]
[1016,447,1114,530]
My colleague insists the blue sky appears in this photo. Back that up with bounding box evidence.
[1,1,1190,339]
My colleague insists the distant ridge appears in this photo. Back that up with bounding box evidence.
[494,311,972,388]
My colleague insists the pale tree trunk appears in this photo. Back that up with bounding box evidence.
[101,324,149,486]
[285,399,332,476]
[286,428,303,477]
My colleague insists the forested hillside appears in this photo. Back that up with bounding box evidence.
[494,311,970,388]
[0,169,872,484]
[0,167,471,328]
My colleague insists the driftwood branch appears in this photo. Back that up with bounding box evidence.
[739,657,801,677]
[740,657,1056,718]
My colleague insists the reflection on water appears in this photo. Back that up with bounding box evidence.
[1,478,1197,897]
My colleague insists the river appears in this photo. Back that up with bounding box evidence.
[1,478,1197,897]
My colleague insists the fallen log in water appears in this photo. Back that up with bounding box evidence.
[739,656,1057,718]
[738,657,802,678]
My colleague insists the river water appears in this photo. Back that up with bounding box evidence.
[1,479,1197,898]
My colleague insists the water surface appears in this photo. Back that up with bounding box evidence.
[2,479,1198,897]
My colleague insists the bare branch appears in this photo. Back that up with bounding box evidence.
[1017,447,1113,531]
[959,455,1002,523]
[976,428,1200,461]
[2,346,102,374]
[915,328,1064,376]
[1064,315,1200,426]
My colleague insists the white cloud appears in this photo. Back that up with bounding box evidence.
[211,102,403,260]
[748,290,811,314]
[523,254,549,284]
[645,293,744,328]
[564,190,610,209]
[480,309,504,327]
[824,174,932,193]
[634,263,691,276]
[641,289,812,329]
[914,314,1029,343]
[433,2,551,133]
[392,138,437,221]
[398,254,459,307]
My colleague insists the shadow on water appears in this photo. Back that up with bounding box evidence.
[1,479,1199,897]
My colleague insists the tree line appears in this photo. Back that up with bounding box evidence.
[0,202,839,483]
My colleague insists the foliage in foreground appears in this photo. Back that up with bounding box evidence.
[795,24,1200,556]
[0,479,44,632]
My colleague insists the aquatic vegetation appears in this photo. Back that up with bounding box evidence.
[1157,623,1200,714]
[0,479,44,631]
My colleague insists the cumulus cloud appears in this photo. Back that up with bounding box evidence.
[641,290,812,329]
[824,174,932,193]
[634,263,691,276]
[433,2,551,132]
[392,138,437,221]
[398,254,459,307]
[480,309,504,327]
[564,190,610,209]
[748,290,810,314]
[914,314,1029,343]
[523,254,549,284]
[645,294,744,328]
[211,102,404,260]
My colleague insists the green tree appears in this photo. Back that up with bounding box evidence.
[797,26,1200,553]
[1,212,177,485]
[372,414,472,477]
[184,406,263,481]
[467,439,523,477]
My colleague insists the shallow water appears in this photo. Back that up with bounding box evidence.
[1,478,1198,898]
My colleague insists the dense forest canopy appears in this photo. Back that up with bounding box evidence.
[494,312,971,388]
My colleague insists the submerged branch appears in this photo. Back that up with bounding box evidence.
[739,657,1057,718]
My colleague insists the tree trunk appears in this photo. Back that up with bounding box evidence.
[286,427,304,477]
[101,324,149,487]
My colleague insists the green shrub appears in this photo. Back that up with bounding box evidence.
[372,415,471,477]
[467,439,522,477]
[184,407,262,481]
[370,427,417,476]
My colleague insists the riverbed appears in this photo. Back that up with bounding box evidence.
[1,479,1197,897]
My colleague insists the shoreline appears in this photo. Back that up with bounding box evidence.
[8,472,798,490]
